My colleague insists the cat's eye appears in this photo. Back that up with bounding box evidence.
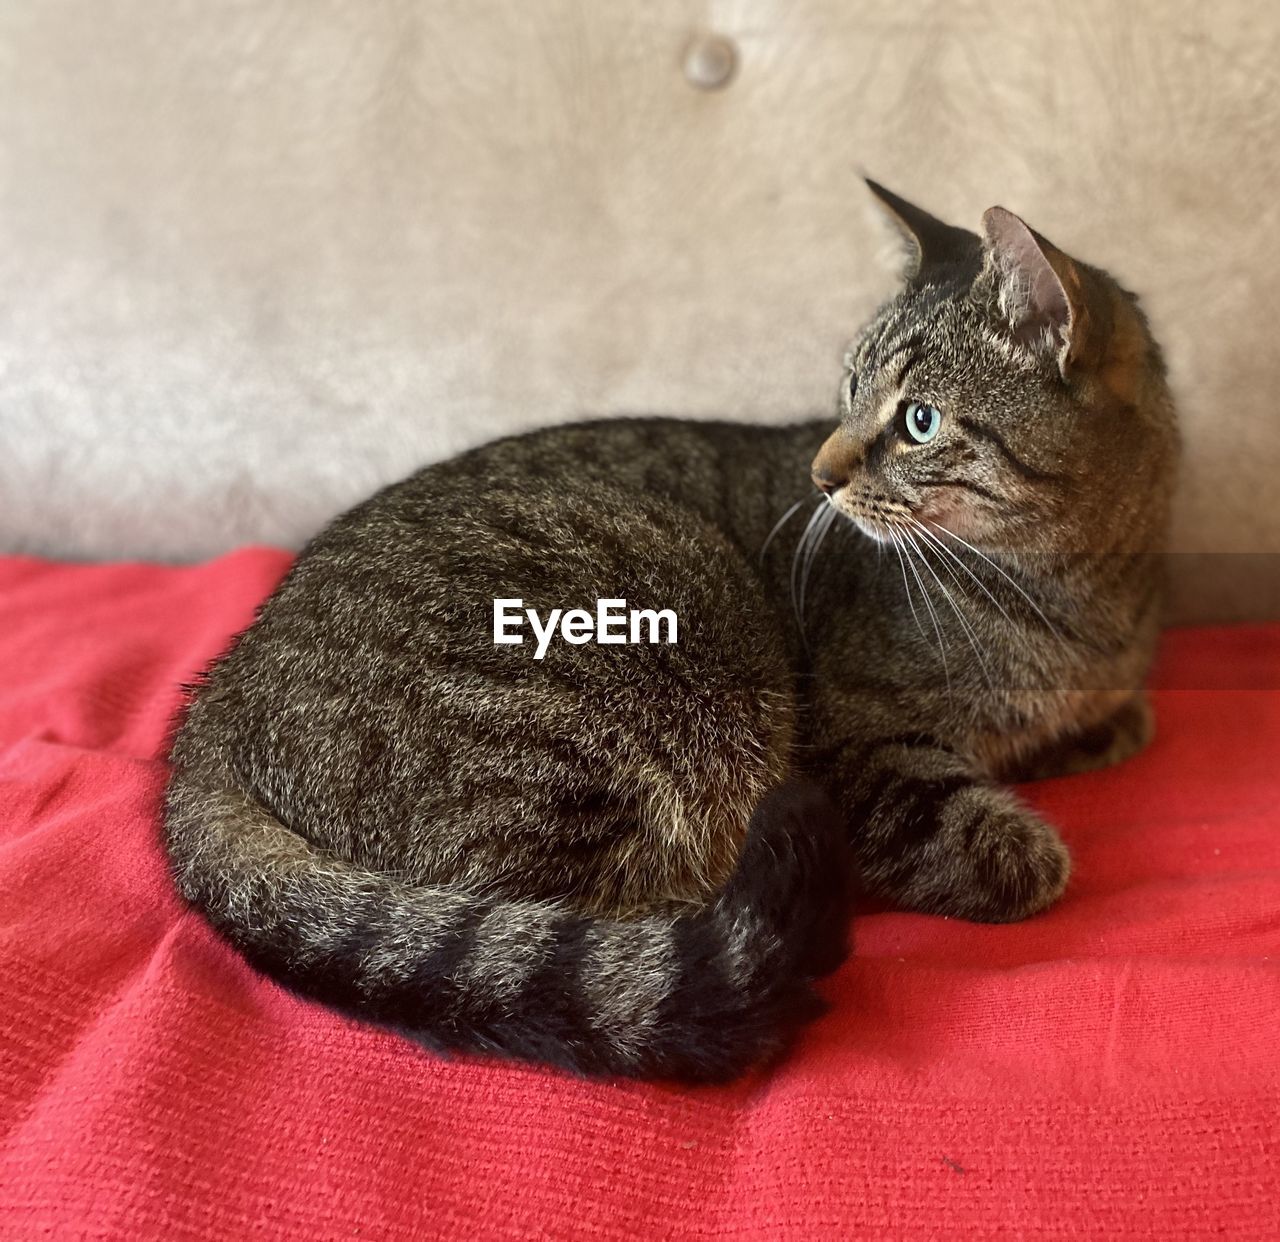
[846,370,858,404]
[902,401,941,444]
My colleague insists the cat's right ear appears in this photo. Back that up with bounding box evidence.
[864,179,981,281]
[980,206,1110,382]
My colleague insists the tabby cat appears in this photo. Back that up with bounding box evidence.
[164,183,1178,1082]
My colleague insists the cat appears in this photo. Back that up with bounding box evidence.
[164,182,1179,1082]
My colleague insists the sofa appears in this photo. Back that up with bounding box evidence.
[2,3,1278,1237]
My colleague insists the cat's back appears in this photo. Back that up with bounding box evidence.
[313,414,826,561]
[171,415,807,906]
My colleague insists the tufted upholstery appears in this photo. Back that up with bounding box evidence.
[2,1,1277,621]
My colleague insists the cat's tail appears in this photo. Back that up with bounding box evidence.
[163,777,852,1083]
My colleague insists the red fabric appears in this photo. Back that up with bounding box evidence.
[1,549,1278,1240]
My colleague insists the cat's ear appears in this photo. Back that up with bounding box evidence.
[980,206,1102,379]
[865,179,980,280]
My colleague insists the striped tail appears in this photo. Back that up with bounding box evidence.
[163,778,853,1082]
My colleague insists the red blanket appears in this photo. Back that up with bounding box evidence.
[1,550,1277,1239]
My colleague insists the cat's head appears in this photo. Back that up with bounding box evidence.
[812,182,1179,555]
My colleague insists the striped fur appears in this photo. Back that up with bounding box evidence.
[165,770,848,1081]
[164,185,1178,1080]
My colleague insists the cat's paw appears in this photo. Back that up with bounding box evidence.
[901,786,1071,923]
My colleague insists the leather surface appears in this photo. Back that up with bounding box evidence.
[1,1,1277,621]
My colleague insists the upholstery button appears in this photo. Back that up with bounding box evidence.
[683,34,737,91]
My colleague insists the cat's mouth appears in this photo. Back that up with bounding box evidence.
[829,488,914,545]
[850,515,909,545]
[831,484,978,546]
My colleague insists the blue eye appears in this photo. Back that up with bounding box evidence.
[902,401,941,444]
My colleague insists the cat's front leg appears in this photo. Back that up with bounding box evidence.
[817,732,1071,923]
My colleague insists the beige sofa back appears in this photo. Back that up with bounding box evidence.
[2,1,1277,621]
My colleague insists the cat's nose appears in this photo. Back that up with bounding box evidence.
[811,464,847,495]
[811,430,860,495]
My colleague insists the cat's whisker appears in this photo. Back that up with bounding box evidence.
[797,514,820,626]
[891,525,951,694]
[887,527,926,643]
[789,500,827,634]
[908,516,1018,629]
[927,520,1065,641]
[910,517,1045,673]
[902,525,995,692]
[798,505,838,625]
[905,517,970,600]
[760,497,807,563]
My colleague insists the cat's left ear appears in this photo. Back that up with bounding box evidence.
[980,206,1104,380]
[865,179,981,281]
